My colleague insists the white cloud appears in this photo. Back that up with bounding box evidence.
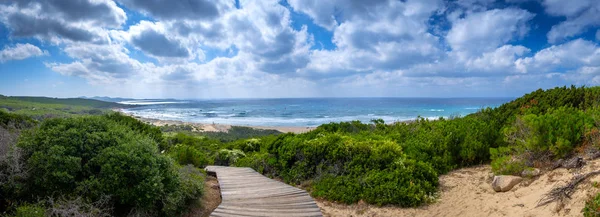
[0,0,124,44]
[446,8,534,57]
[122,21,198,62]
[544,0,600,43]
[3,0,597,98]
[117,0,234,21]
[512,39,600,86]
[0,43,48,62]
[295,0,444,79]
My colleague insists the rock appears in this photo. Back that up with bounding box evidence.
[551,159,564,170]
[210,183,220,190]
[552,157,585,170]
[563,157,584,169]
[492,175,523,192]
[521,168,541,177]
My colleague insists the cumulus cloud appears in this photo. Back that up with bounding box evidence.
[46,43,147,84]
[117,0,234,21]
[295,0,444,79]
[446,8,534,57]
[0,43,48,62]
[516,39,600,74]
[0,0,124,44]
[4,0,600,98]
[544,0,600,43]
[126,21,192,60]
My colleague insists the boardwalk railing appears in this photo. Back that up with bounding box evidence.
[206,166,323,217]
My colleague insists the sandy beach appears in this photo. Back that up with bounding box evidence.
[316,158,600,217]
[117,110,315,133]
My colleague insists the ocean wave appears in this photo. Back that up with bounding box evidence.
[118,100,186,105]
[123,108,446,126]
[428,109,445,112]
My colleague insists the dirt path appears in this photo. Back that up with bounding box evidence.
[317,159,600,217]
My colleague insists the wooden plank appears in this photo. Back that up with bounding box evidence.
[206,166,323,217]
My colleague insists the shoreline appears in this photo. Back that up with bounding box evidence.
[115,109,316,133]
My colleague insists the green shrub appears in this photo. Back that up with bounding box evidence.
[176,165,205,202]
[215,149,246,166]
[14,203,45,217]
[584,193,600,217]
[235,152,277,175]
[165,133,219,154]
[168,144,211,168]
[14,115,194,215]
[311,160,438,206]
[490,147,526,175]
[161,165,205,216]
[238,133,439,206]
[501,106,594,161]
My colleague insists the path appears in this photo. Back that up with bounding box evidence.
[205,166,323,217]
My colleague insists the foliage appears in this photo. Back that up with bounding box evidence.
[168,144,212,168]
[200,126,281,142]
[215,149,246,166]
[0,110,36,130]
[502,106,593,158]
[0,96,129,120]
[3,113,199,216]
[228,86,600,207]
[489,147,526,175]
[13,203,45,217]
[46,196,112,217]
[584,193,600,217]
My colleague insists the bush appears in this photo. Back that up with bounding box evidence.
[237,133,439,206]
[168,144,211,168]
[215,149,246,166]
[12,115,195,215]
[312,160,438,206]
[46,196,111,217]
[584,193,600,217]
[165,133,219,154]
[13,203,45,217]
[490,147,526,175]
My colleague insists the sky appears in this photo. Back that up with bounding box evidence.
[0,0,599,99]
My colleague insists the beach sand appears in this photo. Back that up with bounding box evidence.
[316,158,600,217]
[117,110,315,133]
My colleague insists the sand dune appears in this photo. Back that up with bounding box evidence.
[317,159,600,217]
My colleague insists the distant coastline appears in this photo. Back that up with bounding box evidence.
[115,109,315,133]
[113,97,509,128]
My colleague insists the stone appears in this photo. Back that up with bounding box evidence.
[521,168,541,177]
[563,157,584,169]
[492,175,523,192]
[210,183,220,190]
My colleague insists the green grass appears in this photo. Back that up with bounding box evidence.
[0,96,131,120]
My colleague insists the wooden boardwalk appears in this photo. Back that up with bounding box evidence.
[205,166,323,217]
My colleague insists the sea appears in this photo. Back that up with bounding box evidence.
[119,98,513,127]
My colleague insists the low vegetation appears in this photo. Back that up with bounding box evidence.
[222,86,600,208]
[0,112,204,216]
[1,86,600,216]
[0,96,129,120]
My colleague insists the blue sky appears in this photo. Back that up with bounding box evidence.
[0,0,599,99]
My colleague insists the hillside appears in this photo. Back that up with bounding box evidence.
[0,95,131,120]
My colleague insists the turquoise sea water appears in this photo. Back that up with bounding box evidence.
[120,98,513,127]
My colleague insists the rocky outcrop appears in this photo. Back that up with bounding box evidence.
[492,175,523,192]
